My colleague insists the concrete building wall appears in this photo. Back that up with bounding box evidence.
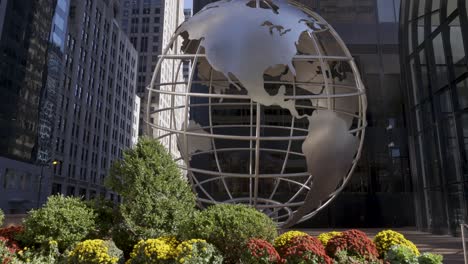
[119,0,164,135]
[156,0,185,159]
[131,95,141,146]
[49,0,139,202]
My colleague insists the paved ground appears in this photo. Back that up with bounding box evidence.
[297,228,466,264]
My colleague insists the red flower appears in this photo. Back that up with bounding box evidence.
[278,235,332,264]
[0,236,19,254]
[242,238,282,263]
[325,229,379,261]
[0,226,24,243]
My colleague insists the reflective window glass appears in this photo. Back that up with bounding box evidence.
[449,19,467,78]
[431,0,440,12]
[447,0,457,15]
[440,117,461,185]
[417,17,425,46]
[456,78,468,110]
[377,0,396,22]
[432,34,449,90]
[418,0,426,17]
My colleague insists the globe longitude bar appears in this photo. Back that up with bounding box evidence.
[147,0,367,226]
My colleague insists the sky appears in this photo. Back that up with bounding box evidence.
[184,0,193,9]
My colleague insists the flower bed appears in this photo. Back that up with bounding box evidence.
[0,142,444,263]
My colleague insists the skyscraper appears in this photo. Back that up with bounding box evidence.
[0,0,65,213]
[48,0,139,202]
[400,0,468,235]
[120,0,185,136]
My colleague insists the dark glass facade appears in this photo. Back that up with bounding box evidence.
[400,0,468,235]
[0,0,68,213]
[0,0,56,162]
[192,0,414,228]
[297,0,414,228]
[37,0,70,164]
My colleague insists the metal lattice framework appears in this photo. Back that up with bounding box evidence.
[146,0,367,227]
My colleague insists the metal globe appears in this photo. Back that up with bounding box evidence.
[147,0,367,227]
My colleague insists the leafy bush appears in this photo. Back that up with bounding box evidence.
[175,239,223,264]
[385,244,418,264]
[241,238,280,264]
[180,204,277,264]
[417,252,443,264]
[67,239,123,264]
[19,195,96,251]
[105,138,196,247]
[326,229,379,262]
[374,230,419,257]
[278,235,331,264]
[110,220,137,258]
[273,230,308,249]
[333,250,382,264]
[85,198,118,239]
[127,237,179,264]
[16,240,62,264]
[0,208,4,227]
[317,231,342,247]
[0,236,18,264]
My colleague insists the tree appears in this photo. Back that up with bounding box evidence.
[105,138,197,253]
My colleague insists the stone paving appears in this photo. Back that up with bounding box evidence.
[298,228,466,264]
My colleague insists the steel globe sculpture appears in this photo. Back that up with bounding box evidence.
[147,0,367,227]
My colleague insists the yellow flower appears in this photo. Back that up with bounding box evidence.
[128,237,180,263]
[374,230,419,257]
[317,231,342,246]
[274,231,308,248]
[68,239,119,264]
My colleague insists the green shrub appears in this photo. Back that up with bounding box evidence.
[85,198,118,239]
[105,138,197,253]
[175,239,223,264]
[0,237,18,264]
[110,220,137,258]
[180,204,278,264]
[418,252,443,264]
[334,250,381,264]
[385,245,418,264]
[16,240,62,264]
[67,239,123,264]
[19,195,96,251]
[0,208,4,227]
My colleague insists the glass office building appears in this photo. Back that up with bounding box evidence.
[0,0,56,162]
[0,0,68,212]
[400,0,468,235]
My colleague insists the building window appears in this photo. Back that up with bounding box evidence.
[51,183,62,195]
[140,37,148,52]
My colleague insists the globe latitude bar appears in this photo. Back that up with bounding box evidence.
[146,0,367,227]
